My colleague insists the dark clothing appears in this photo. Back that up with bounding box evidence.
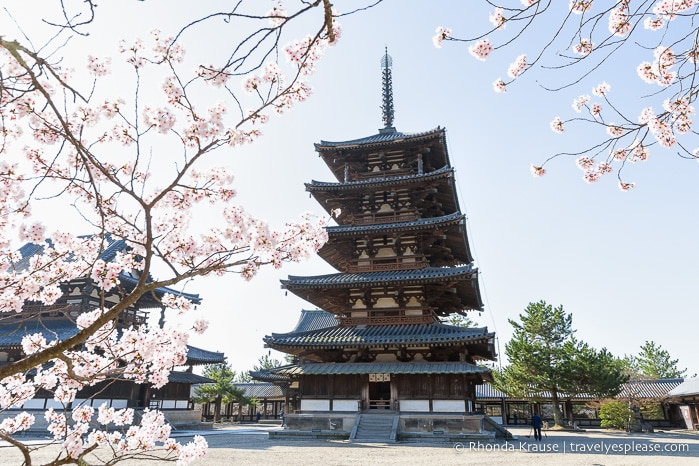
[531,414,543,441]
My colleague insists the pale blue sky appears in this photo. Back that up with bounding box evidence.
[4,1,697,378]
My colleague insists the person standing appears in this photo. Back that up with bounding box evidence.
[531,413,543,441]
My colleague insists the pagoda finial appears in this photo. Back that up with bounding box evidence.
[380,47,395,130]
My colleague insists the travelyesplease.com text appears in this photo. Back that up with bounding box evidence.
[454,441,690,454]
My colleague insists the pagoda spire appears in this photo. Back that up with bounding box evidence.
[380,48,395,131]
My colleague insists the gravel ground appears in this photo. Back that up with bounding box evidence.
[2,425,698,465]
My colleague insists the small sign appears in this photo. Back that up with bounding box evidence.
[369,373,391,382]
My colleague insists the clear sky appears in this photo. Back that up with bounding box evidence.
[4,1,697,379]
[187,1,699,378]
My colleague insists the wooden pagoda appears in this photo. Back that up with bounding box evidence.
[261,52,505,441]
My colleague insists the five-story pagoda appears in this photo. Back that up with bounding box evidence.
[262,52,500,440]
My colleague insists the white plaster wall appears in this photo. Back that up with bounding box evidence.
[332,400,360,411]
[399,400,430,412]
[301,399,330,411]
[432,400,466,412]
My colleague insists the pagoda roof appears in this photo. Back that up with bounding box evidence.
[15,237,201,306]
[264,320,494,351]
[282,266,482,313]
[306,167,460,224]
[325,212,464,237]
[268,361,492,381]
[290,309,339,332]
[185,345,226,365]
[306,165,453,191]
[283,265,476,289]
[318,212,473,267]
[315,127,446,150]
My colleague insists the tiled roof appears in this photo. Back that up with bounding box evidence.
[169,371,215,384]
[0,319,79,347]
[249,367,293,383]
[186,345,226,365]
[14,236,200,304]
[234,383,285,399]
[324,212,464,236]
[0,321,224,367]
[667,378,699,397]
[475,379,684,401]
[282,265,476,289]
[315,127,445,149]
[271,361,492,377]
[292,310,339,333]
[619,378,684,399]
[265,321,493,349]
[306,165,453,190]
[476,382,507,399]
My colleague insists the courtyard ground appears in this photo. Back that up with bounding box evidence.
[2,424,698,465]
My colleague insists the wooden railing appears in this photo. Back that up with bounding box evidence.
[339,311,436,326]
[368,399,392,410]
[349,211,419,226]
[355,168,413,180]
[346,256,427,273]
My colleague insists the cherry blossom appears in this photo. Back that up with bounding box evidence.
[469,39,493,61]
[550,117,564,133]
[573,39,594,56]
[507,54,527,79]
[570,1,593,14]
[531,165,546,177]
[0,0,339,463]
[489,8,506,30]
[432,27,451,48]
[493,78,507,93]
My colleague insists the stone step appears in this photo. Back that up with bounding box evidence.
[351,414,396,442]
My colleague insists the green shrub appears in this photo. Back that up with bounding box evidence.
[599,401,633,429]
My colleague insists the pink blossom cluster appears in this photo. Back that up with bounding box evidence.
[196,65,230,87]
[143,106,177,134]
[507,54,527,79]
[469,39,493,61]
[530,165,546,177]
[267,4,288,27]
[43,405,205,463]
[0,412,35,434]
[550,116,564,133]
[489,8,506,30]
[637,46,676,86]
[432,27,451,48]
[572,94,591,113]
[573,39,594,56]
[119,30,184,69]
[576,156,613,184]
[87,55,112,77]
[493,78,507,93]
[653,0,696,21]
[570,1,593,14]
[592,82,610,97]
[608,2,632,36]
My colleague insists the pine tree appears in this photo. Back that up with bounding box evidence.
[501,300,627,427]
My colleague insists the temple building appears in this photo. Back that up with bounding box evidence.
[260,52,507,441]
[0,236,225,430]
